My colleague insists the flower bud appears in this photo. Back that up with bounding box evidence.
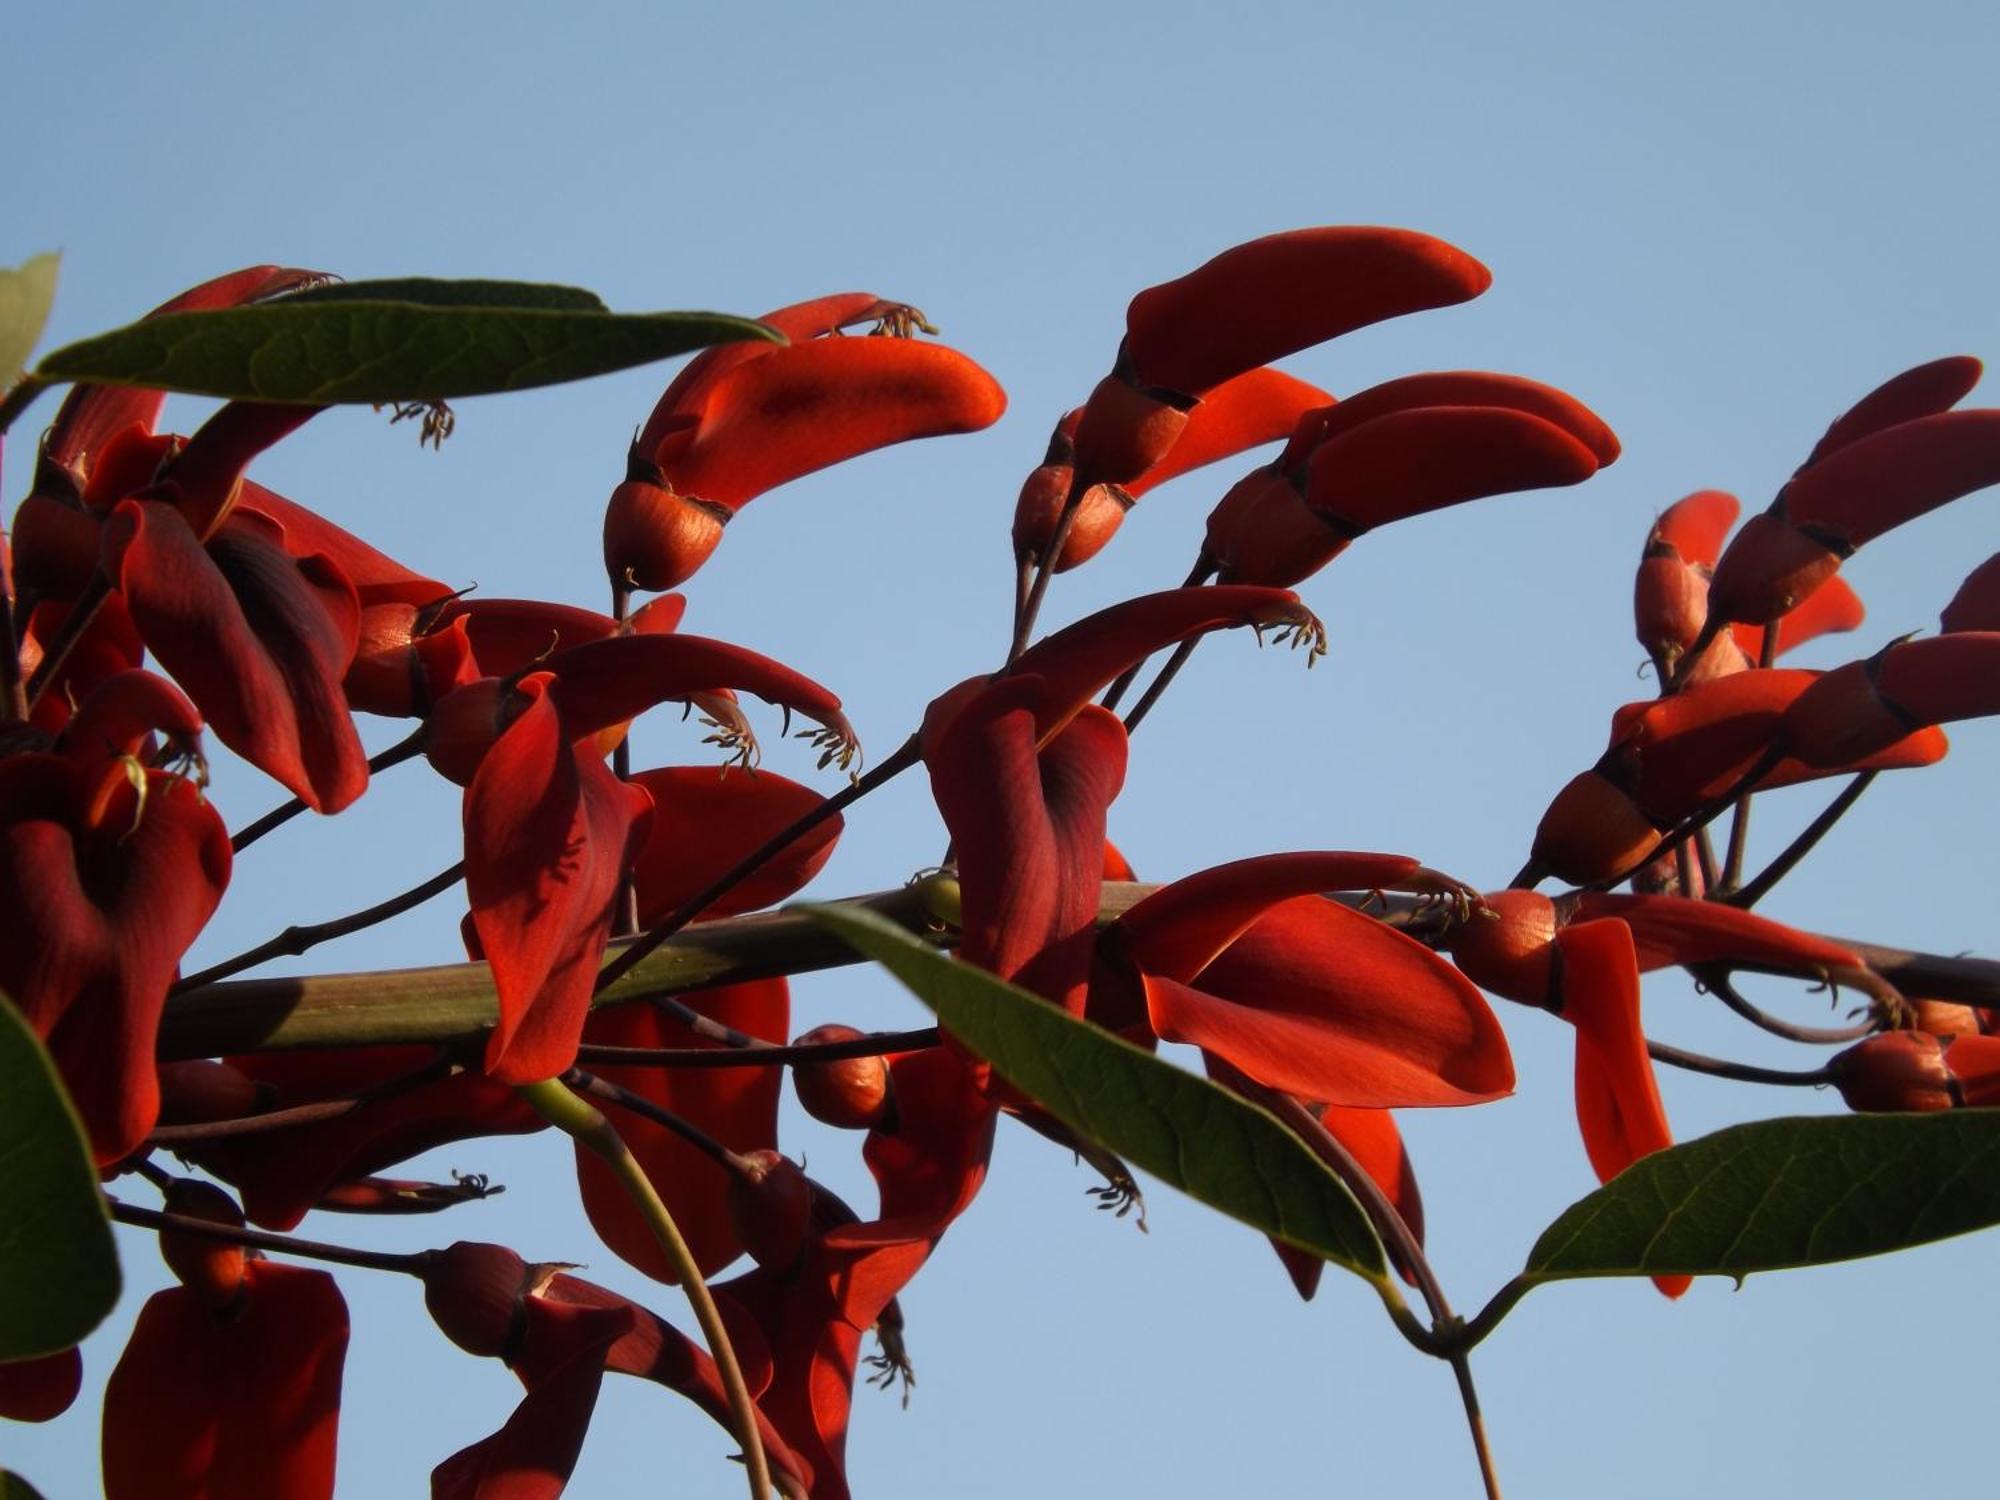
[1914,1000,1985,1039]
[158,1179,249,1311]
[424,676,528,786]
[0,1346,84,1423]
[726,1150,815,1275]
[1447,891,1561,1007]
[1828,1031,1952,1112]
[421,1241,556,1360]
[1530,771,1660,887]
[1071,373,1191,487]
[790,1024,894,1130]
[603,479,729,592]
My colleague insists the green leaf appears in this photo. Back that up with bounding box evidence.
[0,252,60,392]
[1526,1110,2000,1283]
[800,903,1390,1285]
[2,1471,50,1500]
[35,296,778,405]
[0,993,120,1360]
[287,277,608,311]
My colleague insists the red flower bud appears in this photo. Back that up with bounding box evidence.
[421,1241,554,1359]
[1829,1031,1954,1112]
[0,1347,83,1423]
[602,477,729,592]
[790,1024,894,1130]
[158,1179,249,1312]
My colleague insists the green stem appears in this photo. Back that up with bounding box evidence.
[575,1025,940,1069]
[0,375,52,440]
[518,1078,770,1500]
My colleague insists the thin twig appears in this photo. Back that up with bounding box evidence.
[1120,636,1201,735]
[1008,473,1085,664]
[565,1068,746,1170]
[231,727,430,852]
[1725,772,1876,909]
[518,1078,770,1500]
[171,860,465,992]
[1100,555,1215,711]
[1646,1038,1830,1087]
[107,1197,429,1276]
[1451,1351,1505,1500]
[1690,967,1879,1046]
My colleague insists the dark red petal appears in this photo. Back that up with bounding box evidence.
[1305,371,1620,467]
[627,766,841,921]
[466,679,650,1082]
[1121,366,1334,499]
[54,668,203,772]
[1779,409,2000,548]
[535,1274,811,1493]
[1729,575,1865,660]
[432,1300,633,1500]
[1116,851,1421,981]
[923,676,1062,982]
[1123,227,1490,397]
[1649,490,1741,567]
[0,760,230,1163]
[239,482,448,609]
[103,1262,348,1500]
[640,292,905,455]
[185,1048,541,1230]
[574,982,788,1281]
[1575,892,1860,974]
[106,500,367,813]
[538,634,856,765]
[658,338,1005,510]
[1144,895,1513,1108]
[1942,554,2000,633]
[1775,638,1994,770]
[1305,406,1601,534]
[152,402,322,539]
[1206,469,1351,587]
[1799,356,1984,470]
[1551,920,1676,1187]
[0,1347,83,1422]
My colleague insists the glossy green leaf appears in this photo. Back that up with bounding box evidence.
[288,277,608,311]
[1527,1110,2000,1283]
[802,903,1390,1285]
[36,295,777,404]
[2,1471,50,1500]
[0,994,120,1359]
[0,252,60,392]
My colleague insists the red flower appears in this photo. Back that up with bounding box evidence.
[103,1260,348,1499]
[1706,357,1998,628]
[606,295,1005,590]
[1012,365,1331,573]
[1070,228,1493,486]
[1205,371,1615,588]
[0,674,230,1162]
[1100,852,1514,1108]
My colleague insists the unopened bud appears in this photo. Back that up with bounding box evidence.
[421,1241,558,1360]
[727,1151,815,1275]
[791,1025,894,1131]
[159,1179,249,1311]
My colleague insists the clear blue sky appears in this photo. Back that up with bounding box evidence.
[8,2,2000,1494]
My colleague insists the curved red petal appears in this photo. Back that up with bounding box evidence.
[467,681,649,1082]
[1799,355,1984,471]
[1941,553,2000,633]
[107,500,367,812]
[627,766,841,921]
[1729,575,1865,659]
[1306,370,1620,468]
[574,982,788,1281]
[103,1262,348,1500]
[1124,227,1490,397]
[1576,892,1860,973]
[1779,408,2000,548]
[659,338,1005,509]
[1122,366,1333,499]
[1553,920,1674,1183]
[1305,405,1602,534]
[1115,851,1423,982]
